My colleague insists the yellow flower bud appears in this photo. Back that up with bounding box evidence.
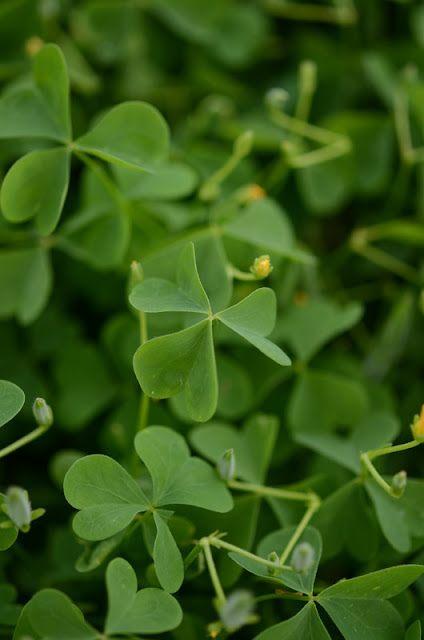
[250,255,273,280]
[411,405,424,442]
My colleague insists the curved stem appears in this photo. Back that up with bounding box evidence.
[0,425,49,459]
[227,479,315,502]
[208,535,292,573]
[201,538,226,608]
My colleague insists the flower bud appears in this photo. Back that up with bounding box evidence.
[291,542,315,575]
[411,405,424,442]
[32,398,53,429]
[4,486,31,530]
[217,449,236,482]
[265,87,289,109]
[245,184,266,202]
[130,260,144,289]
[250,255,273,280]
[234,131,254,158]
[267,550,280,576]
[391,470,407,497]
[219,590,255,632]
[299,60,317,94]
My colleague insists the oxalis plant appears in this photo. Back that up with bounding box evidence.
[2,1,424,637]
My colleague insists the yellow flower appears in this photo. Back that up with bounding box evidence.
[411,404,424,442]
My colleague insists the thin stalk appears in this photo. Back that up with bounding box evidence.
[208,535,292,573]
[201,539,226,608]
[227,265,256,281]
[72,148,129,214]
[393,89,415,165]
[0,425,49,459]
[137,309,149,432]
[279,498,320,566]
[367,440,420,460]
[255,592,310,603]
[269,109,346,146]
[227,479,315,502]
[352,243,420,283]
[285,138,351,168]
[360,453,393,496]
[263,0,356,24]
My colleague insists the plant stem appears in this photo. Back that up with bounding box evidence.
[72,148,129,214]
[367,440,420,460]
[360,453,393,496]
[200,538,226,608]
[0,425,49,459]
[263,0,356,24]
[208,535,292,573]
[351,242,420,283]
[137,308,149,432]
[227,265,256,281]
[279,497,320,565]
[227,479,315,502]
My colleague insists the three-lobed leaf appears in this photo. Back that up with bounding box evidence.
[105,557,182,633]
[0,380,24,428]
[63,454,150,540]
[75,102,169,171]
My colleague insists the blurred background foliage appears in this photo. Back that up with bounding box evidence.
[2,0,424,637]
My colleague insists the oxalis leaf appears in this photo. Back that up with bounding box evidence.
[229,526,322,596]
[13,558,182,639]
[316,565,424,640]
[253,601,330,640]
[74,101,169,171]
[1,147,70,235]
[134,426,233,512]
[105,557,182,634]
[0,380,24,428]
[190,413,279,484]
[132,243,290,421]
[0,43,71,142]
[63,454,150,540]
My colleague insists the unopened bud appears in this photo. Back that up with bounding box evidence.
[234,131,254,158]
[267,550,280,576]
[411,405,424,442]
[217,449,236,482]
[219,590,255,632]
[299,60,317,94]
[391,470,407,497]
[130,260,144,289]
[250,255,273,280]
[4,487,31,531]
[265,88,289,110]
[25,36,44,58]
[32,398,53,429]
[291,542,315,575]
[245,184,266,202]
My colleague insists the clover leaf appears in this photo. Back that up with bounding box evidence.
[131,243,290,421]
[13,557,182,639]
[64,426,232,591]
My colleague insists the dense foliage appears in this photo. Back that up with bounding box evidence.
[2,0,424,638]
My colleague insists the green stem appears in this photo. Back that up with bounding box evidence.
[137,309,150,432]
[208,536,292,573]
[0,425,49,460]
[352,243,420,283]
[198,132,253,201]
[269,108,346,146]
[279,498,320,566]
[227,265,256,281]
[263,0,356,24]
[367,440,420,460]
[201,538,226,608]
[393,89,415,165]
[255,592,310,603]
[360,453,393,496]
[72,148,129,215]
[284,138,351,168]
[227,479,315,502]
